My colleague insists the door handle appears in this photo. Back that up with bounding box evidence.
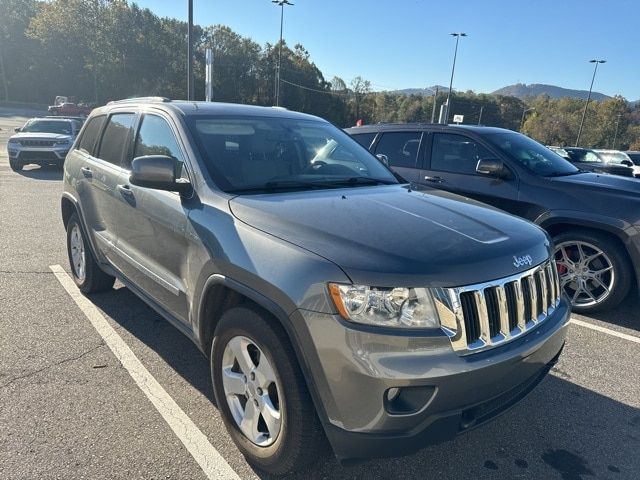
[424,175,444,183]
[117,184,135,198]
[81,166,92,178]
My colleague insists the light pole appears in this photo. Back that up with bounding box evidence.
[575,59,606,147]
[612,113,622,149]
[187,0,194,100]
[444,32,466,124]
[520,107,535,131]
[272,0,294,106]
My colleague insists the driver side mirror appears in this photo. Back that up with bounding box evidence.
[621,159,633,167]
[129,155,191,194]
[14,127,21,133]
[476,158,508,178]
[376,154,389,167]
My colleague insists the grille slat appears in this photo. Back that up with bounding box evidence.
[443,259,561,354]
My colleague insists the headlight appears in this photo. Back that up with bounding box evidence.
[54,140,70,146]
[328,283,440,329]
[8,138,20,144]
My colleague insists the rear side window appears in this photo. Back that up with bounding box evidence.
[97,113,136,166]
[351,132,376,150]
[430,133,493,175]
[78,115,106,155]
[374,132,422,168]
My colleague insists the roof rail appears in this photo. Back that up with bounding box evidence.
[107,96,171,105]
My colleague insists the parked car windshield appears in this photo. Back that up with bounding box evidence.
[21,119,73,135]
[598,151,631,164]
[187,116,398,193]
[566,149,602,163]
[485,131,579,176]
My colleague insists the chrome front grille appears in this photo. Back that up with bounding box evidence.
[20,139,56,147]
[434,259,561,355]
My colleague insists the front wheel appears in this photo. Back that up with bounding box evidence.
[553,231,631,313]
[211,307,327,476]
[66,213,115,293]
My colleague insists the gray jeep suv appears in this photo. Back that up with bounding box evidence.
[61,98,570,475]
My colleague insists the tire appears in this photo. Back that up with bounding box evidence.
[211,306,327,476]
[9,158,22,171]
[553,230,632,313]
[66,212,115,293]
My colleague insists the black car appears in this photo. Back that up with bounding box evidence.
[625,151,640,177]
[549,146,635,177]
[346,123,640,313]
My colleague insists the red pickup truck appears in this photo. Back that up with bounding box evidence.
[47,96,93,116]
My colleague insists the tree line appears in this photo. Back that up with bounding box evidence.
[1,0,639,149]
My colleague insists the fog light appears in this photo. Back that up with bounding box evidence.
[386,387,401,402]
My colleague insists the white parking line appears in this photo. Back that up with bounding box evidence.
[570,318,640,345]
[49,265,240,480]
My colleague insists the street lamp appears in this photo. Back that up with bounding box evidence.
[612,113,622,149]
[520,107,535,131]
[575,59,606,147]
[272,0,294,106]
[444,32,467,124]
[187,0,194,100]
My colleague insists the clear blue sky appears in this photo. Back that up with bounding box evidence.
[133,0,639,100]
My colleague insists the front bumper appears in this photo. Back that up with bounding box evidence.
[7,146,69,164]
[292,298,570,460]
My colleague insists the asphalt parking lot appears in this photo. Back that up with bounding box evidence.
[1,108,639,480]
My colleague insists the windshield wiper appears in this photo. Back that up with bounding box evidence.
[315,177,396,186]
[227,177,395,194]
[545,170,583,177]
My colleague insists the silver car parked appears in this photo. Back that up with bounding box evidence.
[61,98,569,475]
[8,117,82,171]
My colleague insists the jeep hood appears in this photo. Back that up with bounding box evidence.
[229,185,550,286]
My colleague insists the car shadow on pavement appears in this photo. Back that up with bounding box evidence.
[87,285,639,480]
[582,294,640,332]
[87,285,215,405]
[17,165,63,181]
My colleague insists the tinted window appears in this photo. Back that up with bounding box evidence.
[374,132,422,168]
[132,115,184,173]
[97,113,136,166]
[485,131,579,177]
[430,133,494,174]
[21,119,73,135]
[626,152,640,166]
[186,116,397,193]
[351,132,376,149]
[78,115,106,155]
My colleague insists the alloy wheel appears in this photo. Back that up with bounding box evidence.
[221,335,282,447]
[554,240,615,308]
[70,224,86,282]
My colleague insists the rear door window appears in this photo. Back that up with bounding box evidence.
[77,115,106,156]
[374,132,422,168]
[350,132,376,150]
[96,113,136,166]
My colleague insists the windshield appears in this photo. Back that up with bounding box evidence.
[22,120,73,135]
[598,151,630,164]
[566,149,602,163]
[187,116,398,193]
[485,132,579,176]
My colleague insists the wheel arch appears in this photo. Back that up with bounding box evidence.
[197,274,331,425]
[540,218,639,295]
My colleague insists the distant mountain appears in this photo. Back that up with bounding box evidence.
[491,83,610,101]
[386,85,450,96]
